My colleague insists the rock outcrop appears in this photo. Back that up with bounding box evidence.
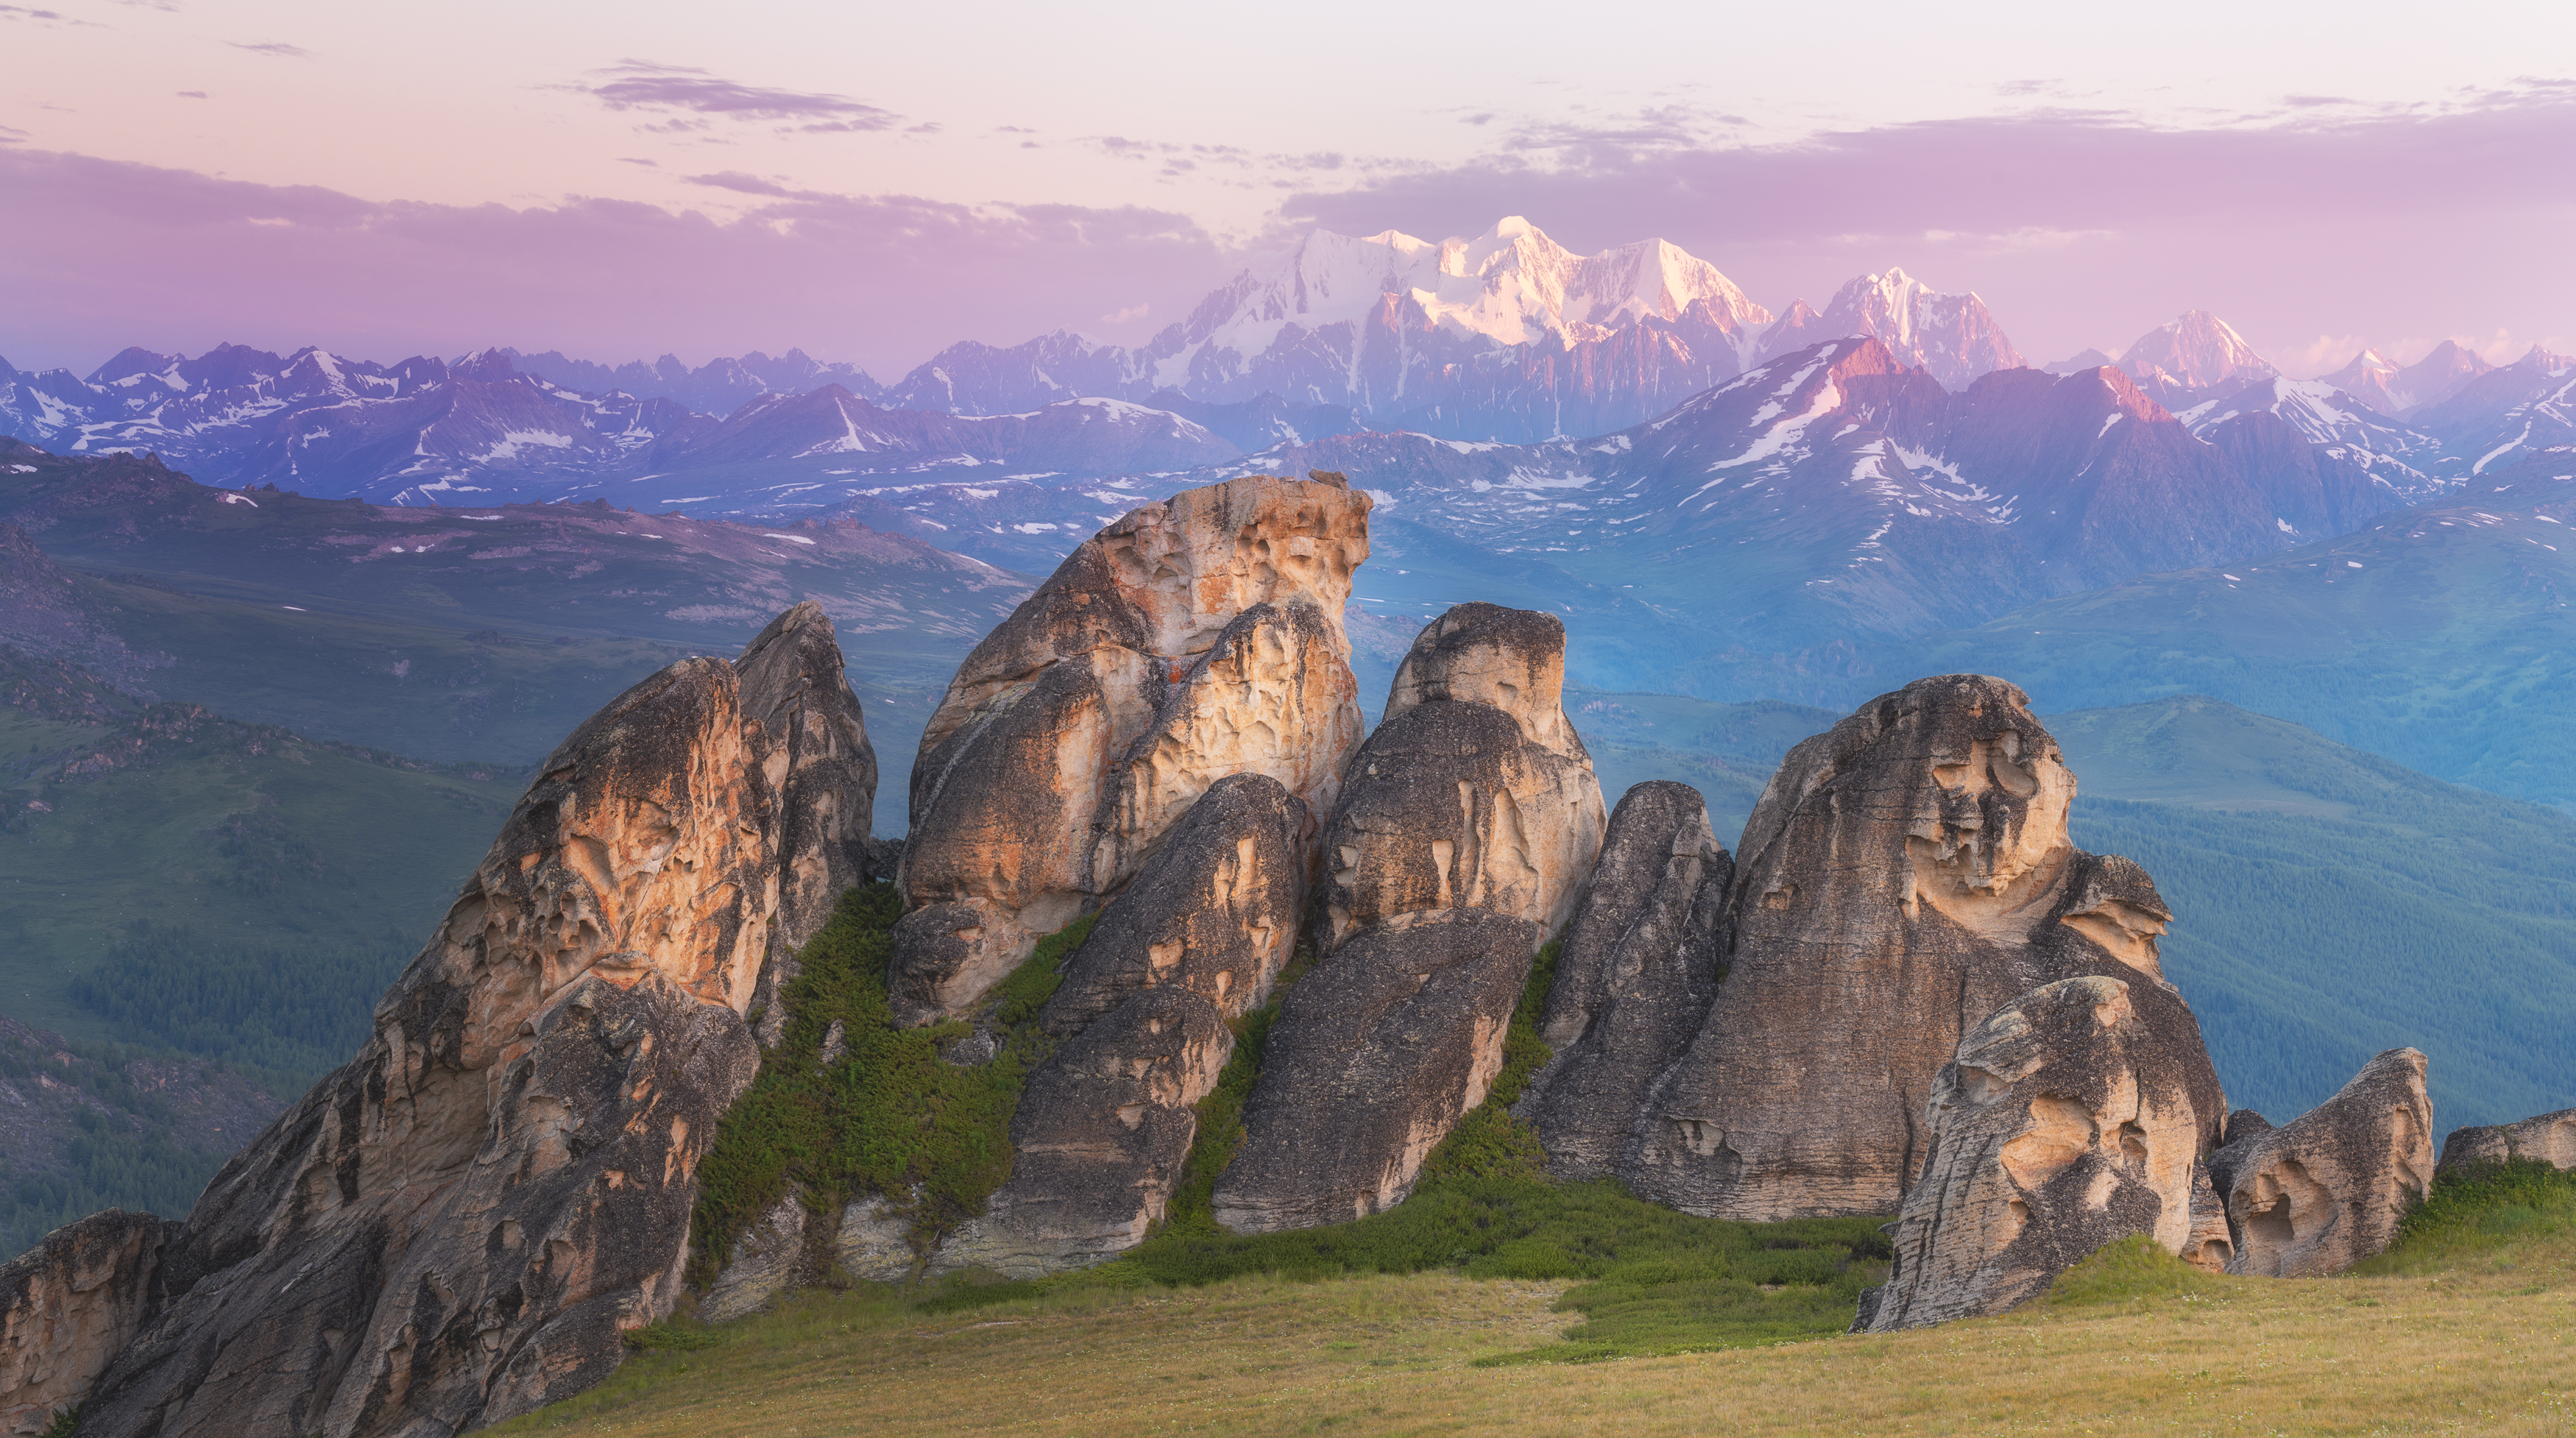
[1628,674,2222,1221]
[945,987,1234,1275]
[2437,1107,2576,1172]
[1865,977,2219,1331]
[936,776,1306,1275]
[1212,910,1541,1233]
[1519,781,1731,1179]
[2210,1048,2434,1278]
[1317,603,1606,952]
[75,650,804,1437]
[1040,773,1307,1037]
[893,474,1370,1026]
[735,601,879,1047]
[0,1211,169,1437]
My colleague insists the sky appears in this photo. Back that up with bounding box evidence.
[4,0,2574,380]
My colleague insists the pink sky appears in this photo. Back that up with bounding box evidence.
[4,0,2572,381]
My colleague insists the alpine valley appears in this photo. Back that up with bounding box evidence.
[1,214,2572,1438]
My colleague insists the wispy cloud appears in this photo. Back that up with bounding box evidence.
[176,90,206,99]
[228,40,312,58]
[570,60,900,134]
[0,4,102,25]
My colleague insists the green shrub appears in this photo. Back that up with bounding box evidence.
[2357,1157,2576,1275]
[688,886,1091,1284]
[2048,1233,2228,1307]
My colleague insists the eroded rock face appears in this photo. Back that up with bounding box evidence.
[1866,977,2215,1331]
[1042,773,1307,1038]
[1212,910,1541,1234]
[698,1195,810,1324]
[735,601,880,1048]
[1519,782,1731,1179]
[946,987,1234,1276]
[0,1211,169,1437]
[1628,675,2220,1221]
[894,475,1370,1025]
[1319,603,1605,952]
[78,657,776,1438]
[2212,1048,2434,1278]
[2438,1107,2576,1173]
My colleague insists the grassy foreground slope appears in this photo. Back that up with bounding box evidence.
[493,1165,2576,1437]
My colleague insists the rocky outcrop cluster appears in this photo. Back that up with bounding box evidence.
[1604,675,2216,1221]
[891,472,1370,1027]
[1213,602,1604,1233]
[2207,1049,2435,1278]
[43,607,877,1438]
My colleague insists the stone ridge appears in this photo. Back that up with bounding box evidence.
[0,1211,171,1437]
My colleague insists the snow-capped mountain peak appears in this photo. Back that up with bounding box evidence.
[2119,311,2277,396]
[1753,269,2025,390]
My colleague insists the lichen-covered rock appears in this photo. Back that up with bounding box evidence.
[1866,977,2216,1331]
[2437,1107,2576,1172]
[1211,910,1541,1234]
[834,1193,916,1285]
[1042,773,1307,1038]
[1319,604,1605,952]
[735,601,878,1048]
[944,987,1234,1276]
[2212,1048,2434,1278]
[1519,781,1731,1179]
[1628,675,2218,1221]
[0,1211,169,1437]
[76,656,777,1438]
[894,475,1370,1024]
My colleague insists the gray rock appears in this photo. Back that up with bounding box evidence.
[0,1210,170,1437]
[834,1193,916,1285]
[1520,781,1731,1179]
[2212,1048,2435,1278]
[1042,773,1307,1038]
[2437,1107,2576,1172]
[76,654,779,1438]
[1867,977,2217,1331]
[1212,911,1541,1234]
[1320,605,1604,952]
[1627,675,2222,1221]
[735,601,879,1049]
[946,987,1233,1276]
[699,1194,810,1323]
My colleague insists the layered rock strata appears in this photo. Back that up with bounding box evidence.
[939,776,1306,1275]
[2209,1048,2434,1278]
[74,612,877,1438]
[1865,977,2219,1331]
[1519,781,1731,1179]
[1212,910,1543,1233]
[0,1211,170,1437]
[735,601,879,1046]
[1318,603,1606,951]
[1629,674,2222,1221]
[893,474,1370,1026]
[2437,1107,2576,1173]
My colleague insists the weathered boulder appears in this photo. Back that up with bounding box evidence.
[1319,603,1605,952]
[735,601,879,1047]
[1865,977,2216,1331]
[2211,1048,2434,1278]
[1628,675,2221,1221]
[2437,1107,2576,1172]
[1212,910,1542,1233]
[1519,781,1731,1179]
[77,656,777,1438]
[0,1211,169,1437]
[944,987,1234,1276]
[2183,1164,2236,1272]
[1042,773,1307,1037]
[894,475,1370,1024]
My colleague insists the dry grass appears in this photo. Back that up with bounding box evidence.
[492,1208,2576,1438]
